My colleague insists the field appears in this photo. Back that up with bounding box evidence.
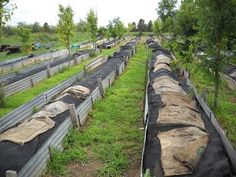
[0,32,90,62]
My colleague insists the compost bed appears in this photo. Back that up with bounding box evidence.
[0,38,138,177]
[142,38,236,177]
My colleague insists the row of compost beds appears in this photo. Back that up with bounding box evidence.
[0,38,108,75]
[0,37,123,97]
[141,38,236,177]
[0,37,139,177]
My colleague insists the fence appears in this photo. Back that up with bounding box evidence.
[2,38,137,177]
[5,59,127,177]
[3,53,89,97]
[0,54,118,134]
[0,49,69,75]
[185,75,236,172]
[84,56,108,73]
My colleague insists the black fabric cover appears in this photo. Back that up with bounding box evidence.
[143,38,235,177]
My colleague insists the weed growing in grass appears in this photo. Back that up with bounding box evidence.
[47,147,88,176]
[32,106,40,114]
[58,66,69,73]
[46,43,146,176]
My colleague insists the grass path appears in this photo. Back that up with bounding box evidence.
[0,42,126,118]
[46,42,147,177]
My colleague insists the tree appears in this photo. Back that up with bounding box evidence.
[175,0,197,38]
[127,23,135,34]
[147,20,153,32]
[137,19,146,35]
[107,18,126,39]
[153,19,162,37]
[32,22,42,33]
[57,4,75,58]
[97,26,106,38]
[196,0,236,109]
[18,27,32,53]
[76,19,87,32]
[43,22,50,33]
[0,0,16,41]
[86,9,98,48]
[131,22,137,32]
[157,0,177,32]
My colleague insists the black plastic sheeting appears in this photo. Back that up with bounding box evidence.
[143,38,235,177]
[2,50,90,85]
[0,38,138,177]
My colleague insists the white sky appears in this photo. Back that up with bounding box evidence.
[8,0,160,27]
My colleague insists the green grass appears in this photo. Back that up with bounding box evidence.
[0,41,126,118]
[46,42,146,176]
[187,61,236,148]
[0,32,90,62]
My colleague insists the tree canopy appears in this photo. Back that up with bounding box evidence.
[57,4,76,58]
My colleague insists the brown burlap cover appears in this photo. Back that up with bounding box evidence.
[56,85,90,100]
[152,76,185,94]
[32,101,69,119]
[158,127,209,176]
[0,117,55,144]
[160,91,197,110]
[157,105,205,129]
[154,63,171,72]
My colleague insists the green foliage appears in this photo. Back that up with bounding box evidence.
[175,0,197,37]
[195,0,236,109]
[76,19,87,33]
[157,0,177,32]
[17,27,32,53]
[153,19,162,36]
[127,23,135,34]
[107,17,126,38]
[144,169,151,177]
[32,106,40,114]
[43,22,50,33]
[137,19,146,35]
[147,20,153,32]
[57,4,76,58]
[32,22,42,33]
[86,9,98,43]
[0,0,16,41]
[189,62,236,148]
[47,147,88,176]
[97,26,107,38]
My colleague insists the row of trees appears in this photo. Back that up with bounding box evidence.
[128,19,153,35]
[155,0,236,109]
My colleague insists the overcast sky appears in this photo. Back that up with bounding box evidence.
[8,0,160,27]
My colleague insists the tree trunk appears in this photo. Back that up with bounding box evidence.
[213,42,221,110]
[0,7,3,42]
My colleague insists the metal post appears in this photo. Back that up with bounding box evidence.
[97,78,104,98]
[6,170,17,177]
[68,104,79,128]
